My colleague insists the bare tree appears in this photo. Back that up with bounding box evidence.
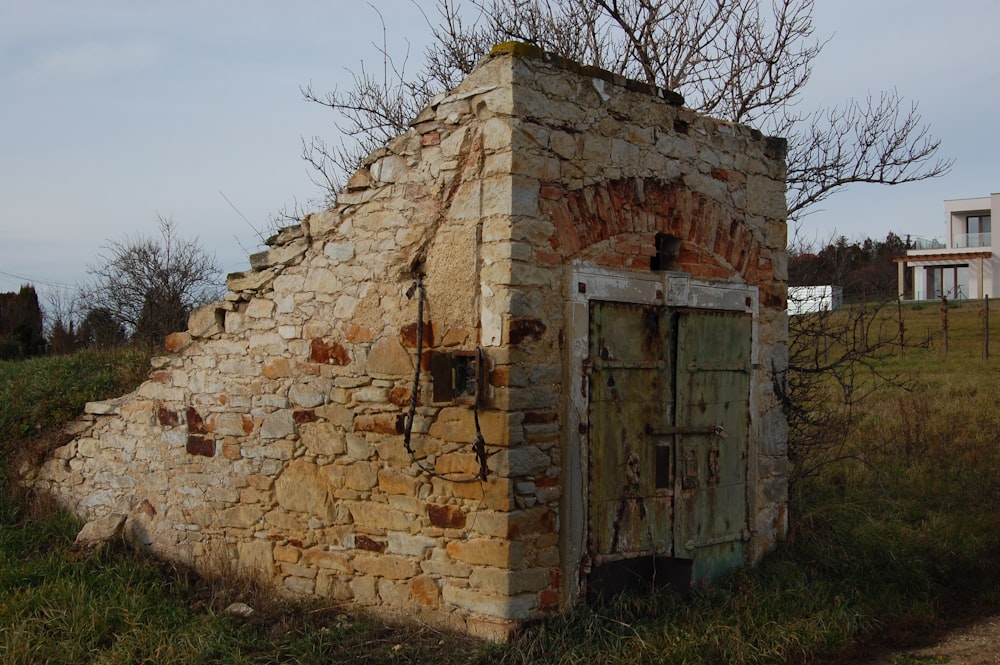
[41,287,83,354]
[780,296,922,483]
[301,2,437,207]
[304,0,951,222]
[80,217,224,348]
[306,0,950,479]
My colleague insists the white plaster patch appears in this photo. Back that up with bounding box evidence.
[324,241,356,263]
[592,78,609,101]
[480,297,503,348]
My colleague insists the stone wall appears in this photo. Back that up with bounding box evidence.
[30,43,787,639]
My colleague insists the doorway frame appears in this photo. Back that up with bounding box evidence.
[560,262,759,606]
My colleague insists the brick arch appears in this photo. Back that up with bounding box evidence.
[539,178,764,284]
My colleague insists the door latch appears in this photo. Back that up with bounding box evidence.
[646,424,728,439]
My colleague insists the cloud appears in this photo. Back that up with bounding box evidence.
[18,40,161,82]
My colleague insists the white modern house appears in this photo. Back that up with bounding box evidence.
[895,194,998,300]
[787,285,843,315]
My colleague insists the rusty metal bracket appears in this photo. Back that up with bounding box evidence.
[686,361,750,373]
[645,424,728,439]
[685,529,750,552]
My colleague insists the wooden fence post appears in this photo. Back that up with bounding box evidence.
[941,295,949,357]
[898,298,906,358]
[985,295,990,360]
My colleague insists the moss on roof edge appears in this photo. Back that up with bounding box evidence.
[488,41,685,107]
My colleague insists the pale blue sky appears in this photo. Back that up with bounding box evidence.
[1,1,998,301]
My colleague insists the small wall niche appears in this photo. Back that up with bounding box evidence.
[431,350,481,404]
[651,233,681,271]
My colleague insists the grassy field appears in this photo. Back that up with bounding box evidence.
[2,301,1000,664]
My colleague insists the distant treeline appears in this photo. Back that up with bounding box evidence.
[2,232,908,360]
[0,286,130,360]
[789,232,906,301]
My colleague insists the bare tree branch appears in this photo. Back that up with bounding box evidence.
[80,217,223,348]
[786,91,953,219]
[303,0,949,227]
[779,295,918,483]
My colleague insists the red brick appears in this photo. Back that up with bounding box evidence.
[523,411,558,423]
[507,319,546,345]
[328,342,350,365]
[388,386,412,407]
[427,503,466,529]
[596,253,627,268]
[310,338,329,363]
[293,410,316,424]
[490,365,511,388]
[539,184,562,200]
[157,407,179,427]
[400,321,434,348]
[355,535,386,553]
[186,407,206,434]
[534,249,562,265]
[186,435,214,457]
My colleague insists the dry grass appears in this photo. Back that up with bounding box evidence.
[3,306,1000,663]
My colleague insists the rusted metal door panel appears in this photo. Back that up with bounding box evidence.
[587,301,751,585]
[588,301,674,560]
[673,310,751,581]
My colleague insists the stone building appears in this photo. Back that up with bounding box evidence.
[31,43,788,638]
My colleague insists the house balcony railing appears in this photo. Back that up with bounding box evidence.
[910,237,945,250]
[951,232,992,248]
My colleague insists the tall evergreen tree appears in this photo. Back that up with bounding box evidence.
[0,285,45,359]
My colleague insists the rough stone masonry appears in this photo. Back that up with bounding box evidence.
[30,43,788,639]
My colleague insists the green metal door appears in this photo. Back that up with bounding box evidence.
[674,309,751,582]
[588,301,675,561]
[587,302,751,584]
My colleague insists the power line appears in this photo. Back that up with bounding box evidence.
[0,269,76,290]
[219,190,266,243]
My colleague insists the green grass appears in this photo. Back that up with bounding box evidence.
[0,348,149,441]
[3,308,1000,664]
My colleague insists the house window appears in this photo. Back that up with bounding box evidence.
[967,215,991,235]
[964,215,991,248]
